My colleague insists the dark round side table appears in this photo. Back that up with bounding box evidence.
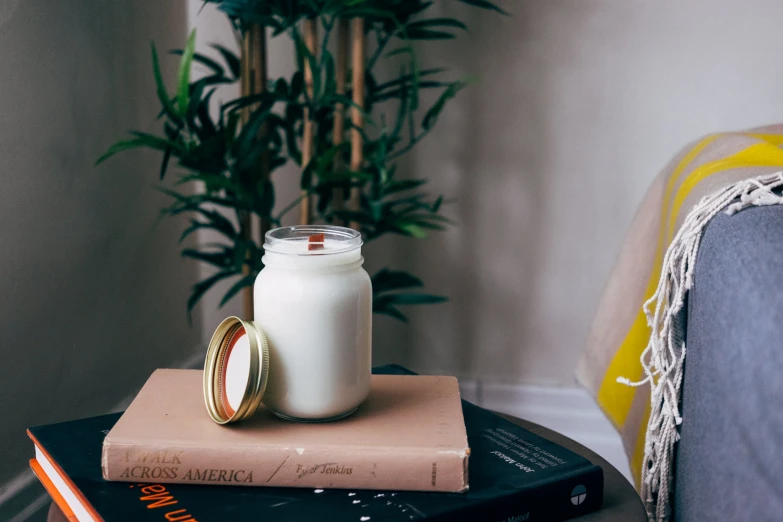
[499,414,647,521]
[46,415,646,521]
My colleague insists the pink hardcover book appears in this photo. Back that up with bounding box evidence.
[102,369,470,492]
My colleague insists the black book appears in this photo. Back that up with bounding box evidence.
[29,365,603,521]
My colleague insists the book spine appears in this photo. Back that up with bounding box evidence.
[428,465,604,522]
[101,441,469,493]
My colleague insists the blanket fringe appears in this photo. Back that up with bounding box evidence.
[618,171,783,522]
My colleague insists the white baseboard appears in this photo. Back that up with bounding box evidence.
[459,380,634,483]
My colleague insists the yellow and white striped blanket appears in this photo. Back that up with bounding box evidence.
[576,124,783,521]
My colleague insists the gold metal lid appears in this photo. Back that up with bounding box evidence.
[203,316,269,425]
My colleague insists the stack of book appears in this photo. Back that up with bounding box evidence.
[28,365,603,521]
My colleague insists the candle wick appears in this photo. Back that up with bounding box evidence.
[308,233,325,251]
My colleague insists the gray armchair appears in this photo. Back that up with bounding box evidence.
[675,204,783,520]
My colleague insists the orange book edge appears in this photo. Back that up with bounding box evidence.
[29,459,78,522]
[27,429,103,522]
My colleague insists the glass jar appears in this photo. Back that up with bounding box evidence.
[254,225,372,421]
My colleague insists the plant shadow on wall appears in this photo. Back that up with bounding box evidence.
[97,0,505,322]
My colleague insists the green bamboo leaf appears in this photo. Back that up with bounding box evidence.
[377,293,448,306]
[95,139,151,165]
[408,220,446,231]
[177,170,248,194]
[402,29,457,40]
[235,104,275,172]
[321,94,376,126]
[324,51,336,96]
[371,81,447,104]
[187,269,237,317]
[454,0,510,15]
[185,74,208,129]
[383,197,429,214]
[156,185,189,204]
[159,147,172,180]
[386,85,410,142]
[405,212,454,224]
[370,199,384,222]
[422,80,471,130]
[371,268,424,293]
[221,91,275,115]
[314,143,349,181]
[372,303,409,322]
[179,134,228,174]
[128,131,182,147]
[220,275,256,307]
[170,49,224,77]
[151,42,181,124]
[333,210,374,225]
[382,45,421,110]
[198,74,235,87]
[373,68,447,93]
[397,1,434,18]
[272,78,288,98]
[186,207,238,240]
[177,30,198,117]
[316,185,334,215]
[257,179,275,216]
[432,195,444,212]
[211,43,240,78]
[300,155,316,190]
[178,208,239,244]
[382,179,428,196]
[225,111,240,150]
[282,107,302,163]
[269,155,287,171]
[202,210,238,239]
[324,169,373,182]
[294,27,320,103]
[406,18,468,32]
[95,134,176,165]
[231,239,255,271]
[339,6,396,20]
[160,189,248,213]
[179,220,213,243]
[164,122,180,140]
[395,221,427,238]
[185,73,207,130]
[181,247,232,268]
[385,47,414,58]
[290,71,304,99]
[196,88,218,138]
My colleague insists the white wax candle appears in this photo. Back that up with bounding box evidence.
[254,226,372,421]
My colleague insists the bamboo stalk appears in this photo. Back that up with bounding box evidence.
[331,18,349,224]
[238,23,269,321]
[299,18,318,225]
[250,23,270,241]
[349,18,365,230]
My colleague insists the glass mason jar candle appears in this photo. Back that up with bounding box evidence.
[253,225,372,421]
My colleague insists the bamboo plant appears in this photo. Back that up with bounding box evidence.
[98,0,505,321]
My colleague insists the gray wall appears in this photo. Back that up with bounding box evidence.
[0,0,199,485]
[369,0,783,384]
[195,0,783,385]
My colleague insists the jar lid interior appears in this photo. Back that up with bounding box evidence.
[203,316,269,425]
[223,326,250,415]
